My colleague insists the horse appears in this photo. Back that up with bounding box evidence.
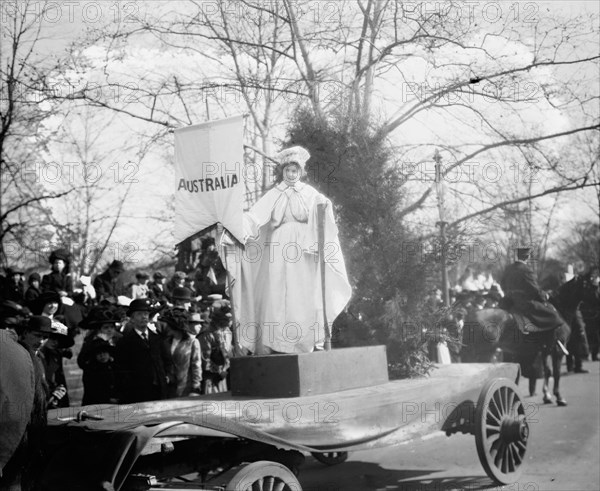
[459,292,572,406]
[537,274,598,402]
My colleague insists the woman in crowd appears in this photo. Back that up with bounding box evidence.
[41,249,73,297]
[160,308,202,397]
[199,306,232,394]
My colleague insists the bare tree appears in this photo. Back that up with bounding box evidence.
[0,0,75,266]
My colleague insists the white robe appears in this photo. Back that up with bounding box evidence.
[239,182,351,354]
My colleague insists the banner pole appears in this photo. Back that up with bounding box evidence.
[317,203,331,351]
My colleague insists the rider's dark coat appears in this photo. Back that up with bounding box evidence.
[501,260,566,330]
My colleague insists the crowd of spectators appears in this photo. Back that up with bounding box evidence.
[0,240,234,413]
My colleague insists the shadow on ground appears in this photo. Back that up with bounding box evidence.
[299,458,501,491]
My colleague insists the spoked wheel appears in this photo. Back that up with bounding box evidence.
[475,378,529,485]
[225,460,302,491]
[311,451,349,466]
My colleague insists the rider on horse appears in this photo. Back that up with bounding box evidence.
[501,246,567,335]
[500,245,570,403]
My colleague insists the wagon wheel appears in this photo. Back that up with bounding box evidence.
[311,451,349,466]
[475,378,529,485]
[225,460,302,491]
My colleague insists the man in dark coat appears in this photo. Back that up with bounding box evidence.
[114,299,173,403]
[501,247,567,331]
[93,260,125,302]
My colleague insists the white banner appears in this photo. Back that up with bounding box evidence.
[174,115,245,244]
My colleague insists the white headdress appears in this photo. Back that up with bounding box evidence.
[274,146,311,171]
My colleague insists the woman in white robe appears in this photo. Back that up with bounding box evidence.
[240,146,352,354]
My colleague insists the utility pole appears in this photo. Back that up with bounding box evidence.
[434,150,450,307]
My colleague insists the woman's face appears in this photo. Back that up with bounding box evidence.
[283,163,301,186]
[43,302,59,316]
[52,259,65,273]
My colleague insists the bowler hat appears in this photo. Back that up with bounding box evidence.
[136,271,150,280]
[153,271,165,280]
[172,287,192,301]
[26,315,53,334]
[127,298,151,316]
[109,260,124,272]
[173,271,187,280]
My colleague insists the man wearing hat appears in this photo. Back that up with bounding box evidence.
[501,246,570,387]
[41,248,73,297]
[93,260,125,302]
[171,286,193,311]
[114,299,173,403]
[501,246,567,331]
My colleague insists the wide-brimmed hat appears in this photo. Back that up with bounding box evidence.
[173,271,187,280]
[5,267,24,276]
[172,287,192,301]
[127,298,152,316]
[49,248,71,264]
[160,308,191,333]
[48,320,75,348]
[212,307,232,326]
[275,146,310,171]
[0,300,31,328]
[188,312,206,325]
[81,306,121,330]
[32,291,63,315]
[26,315,54,334]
